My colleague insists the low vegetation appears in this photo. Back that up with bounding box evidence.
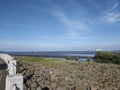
[65,56,79,61]
[94,51,120,64]
[15,56,65,68]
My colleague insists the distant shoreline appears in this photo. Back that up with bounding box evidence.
[12,55,95,59]
[3,51,96,59]
[2,50,119,59]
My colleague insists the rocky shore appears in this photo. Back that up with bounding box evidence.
[16,57,120,90]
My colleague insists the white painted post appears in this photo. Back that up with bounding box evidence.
[5,74,23,90]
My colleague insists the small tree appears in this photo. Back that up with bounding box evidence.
[86,57,91,62]
[65,56,71,60]
[75,57,79,61]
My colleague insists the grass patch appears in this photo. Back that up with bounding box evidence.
[69,61,77,65]
[14,56,65,68]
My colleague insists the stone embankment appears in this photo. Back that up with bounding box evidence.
[17,59,120,90]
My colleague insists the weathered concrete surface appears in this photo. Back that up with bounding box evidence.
[0,53,16,75]
[0,54,23,90]
[6,74,23,90]
[0,59,7,90]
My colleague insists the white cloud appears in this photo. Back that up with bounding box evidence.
[55,11,90,40]
[56,12,89,31]
[100,12,120,23]
[99,0,120,23]
[108,0,119,11]
[111,2,119,10]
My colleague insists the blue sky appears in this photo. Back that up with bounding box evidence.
[0,0,120,51]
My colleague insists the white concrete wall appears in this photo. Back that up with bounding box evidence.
[8,60,16,75]
[0,53,16,75]
[6,74,23,90]
[0,53,14,64]
[0,53,23,90]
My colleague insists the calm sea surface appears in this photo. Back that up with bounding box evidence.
[5,51,96,62]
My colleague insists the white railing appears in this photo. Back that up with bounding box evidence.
[0,53,23,90]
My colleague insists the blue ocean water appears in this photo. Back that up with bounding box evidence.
[5,51,95,62]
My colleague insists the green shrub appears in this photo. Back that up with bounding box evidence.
[86,57,91,62]
[65,56,72,60]
[75,57,79,61]
[69,61,77,65]
[94,51,120,64]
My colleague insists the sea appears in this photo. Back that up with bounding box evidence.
[4,51,96,62]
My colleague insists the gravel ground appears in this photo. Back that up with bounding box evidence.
[16,58,120,90]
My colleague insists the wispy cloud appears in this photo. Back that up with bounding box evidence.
[111,2,119,10]
[97,0,120,24]
[56,12,89,31]
[107,0,119,11]
[55,11,90,40]
[99,12,120,23]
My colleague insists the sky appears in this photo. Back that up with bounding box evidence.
[0,0,120,51]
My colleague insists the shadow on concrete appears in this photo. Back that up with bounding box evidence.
[0,70,7,90]
[0,64,7,70]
